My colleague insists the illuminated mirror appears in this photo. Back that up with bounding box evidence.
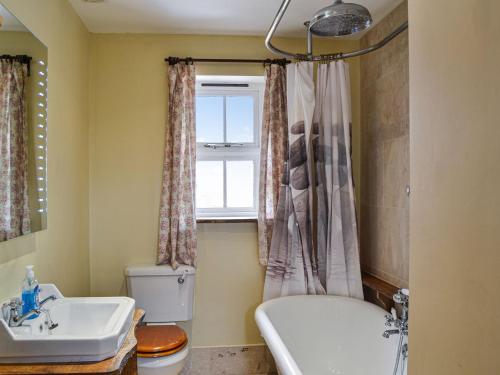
[0,3,48,242]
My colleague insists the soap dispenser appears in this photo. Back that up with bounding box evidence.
[21,265,40,319]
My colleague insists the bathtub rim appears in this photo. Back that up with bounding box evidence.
[255,295,389,375]
[255,299,301,375]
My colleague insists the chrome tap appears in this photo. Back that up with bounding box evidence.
[2,298,39,327]
[39,295,58,308]
[382,329,400,338]
[10,308,42,327]
[2,298,22,323]
[2,294,58,327]
[383,289,409,338]
[384,289,409,375]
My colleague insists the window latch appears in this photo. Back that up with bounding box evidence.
[203,143,245,150]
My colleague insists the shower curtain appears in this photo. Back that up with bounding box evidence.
[315,61,363,299]
[263,61,363,300]
[263,62,324,300]
[0,59,31,241]
[157,62,197,268]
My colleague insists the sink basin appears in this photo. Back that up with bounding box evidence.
[0,284,135,363]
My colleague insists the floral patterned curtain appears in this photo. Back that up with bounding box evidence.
[157,62,197,268]
[258,63,288,266]
[0,59,31,241]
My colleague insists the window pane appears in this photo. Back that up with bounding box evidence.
[226,160,254,208]
[196,161,224,208]
[226,96,254,143]
[196,96,224,143]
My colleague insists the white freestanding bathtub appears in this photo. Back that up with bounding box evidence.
[255,295,407,375]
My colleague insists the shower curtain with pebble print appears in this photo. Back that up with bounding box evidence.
[263,61,363,300]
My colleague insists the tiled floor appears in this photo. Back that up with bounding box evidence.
[187,345,278,375]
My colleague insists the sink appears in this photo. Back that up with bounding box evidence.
[0,284,135,363]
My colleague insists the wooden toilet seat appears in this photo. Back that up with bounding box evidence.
[136,325,188,358]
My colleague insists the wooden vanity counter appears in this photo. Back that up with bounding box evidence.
[0,309,145,375]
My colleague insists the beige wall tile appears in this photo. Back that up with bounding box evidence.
[383,136,410,209]
[360,1,409,288]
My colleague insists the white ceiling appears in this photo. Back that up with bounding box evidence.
[0,4,28,32]
[69,0,403,38]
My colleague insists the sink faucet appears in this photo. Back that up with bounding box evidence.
[2,295,58,327]
[10,308,42,327]
[39,295,58,308]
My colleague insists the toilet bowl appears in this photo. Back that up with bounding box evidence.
[136,324,189,375]
[125,265,196,375]
[137,345,189,375]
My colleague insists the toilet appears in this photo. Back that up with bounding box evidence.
[125,265,196,375]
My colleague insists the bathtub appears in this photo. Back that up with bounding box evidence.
[255,295,406,375]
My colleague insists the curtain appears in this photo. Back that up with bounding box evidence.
[263,61,363,300]
[258,63,288,266]
[157,63,197,268]
[315,61,363,298]
[0,59,31,241]
[263,62,325,300]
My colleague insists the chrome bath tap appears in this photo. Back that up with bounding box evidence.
[383,289,409,338]
[383,289,409,375]
[382,329,400,338]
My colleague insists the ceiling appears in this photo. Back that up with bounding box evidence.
[0,4,28,32]
[69,0,403,38]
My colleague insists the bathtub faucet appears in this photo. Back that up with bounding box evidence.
[383,289,409,338]
[382,329,400,338]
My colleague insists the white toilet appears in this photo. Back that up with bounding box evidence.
[125,265,196,375]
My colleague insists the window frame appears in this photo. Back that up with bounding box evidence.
[195,75,265,219]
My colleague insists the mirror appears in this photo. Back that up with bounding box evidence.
[0,4,48,242]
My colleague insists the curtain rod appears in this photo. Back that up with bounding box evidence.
[0,54,33,75]
[165,57,290,66]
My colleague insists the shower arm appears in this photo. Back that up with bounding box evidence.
[265,0,409,62]
[265,0,308,60]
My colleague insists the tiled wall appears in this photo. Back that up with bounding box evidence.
[360,1,409,288]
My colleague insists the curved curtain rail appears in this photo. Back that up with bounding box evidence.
[265,0,408,61]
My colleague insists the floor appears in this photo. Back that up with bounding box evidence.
[187,345,278,375]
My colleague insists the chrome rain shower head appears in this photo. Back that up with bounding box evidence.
[309,0,373,37]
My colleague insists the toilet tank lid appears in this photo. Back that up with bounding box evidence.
[125,264,195,277]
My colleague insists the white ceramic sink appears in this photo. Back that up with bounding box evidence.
[0,284,135,363]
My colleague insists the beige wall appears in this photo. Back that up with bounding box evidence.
[0,0,90,300]
[360,1,409,288]
[409,0,500,373]
[88,33,360,346]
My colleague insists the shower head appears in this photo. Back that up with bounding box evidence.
[309,0,373,37]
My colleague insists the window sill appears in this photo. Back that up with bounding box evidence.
[196,217,257,224]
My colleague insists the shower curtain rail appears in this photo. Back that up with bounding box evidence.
[265,0,408,61]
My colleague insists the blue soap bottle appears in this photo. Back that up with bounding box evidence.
[21,265,40,319]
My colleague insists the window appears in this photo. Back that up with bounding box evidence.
[195,76,264,218]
